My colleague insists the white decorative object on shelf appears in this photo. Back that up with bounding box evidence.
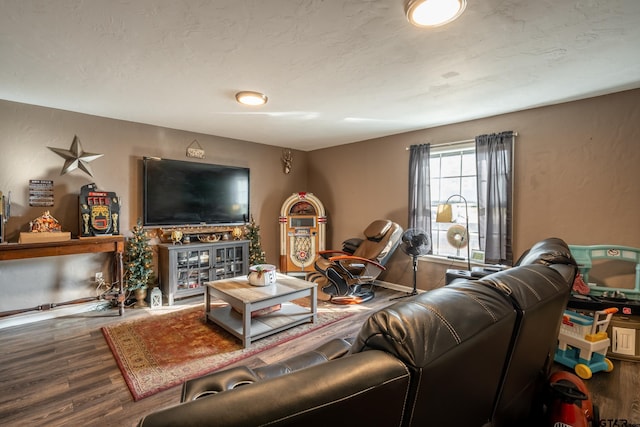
[247,264,277,287]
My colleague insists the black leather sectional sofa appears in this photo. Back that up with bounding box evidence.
[139,238,577,427]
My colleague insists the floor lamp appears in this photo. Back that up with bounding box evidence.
[436,194,471,271]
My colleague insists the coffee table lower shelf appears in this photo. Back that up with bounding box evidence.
[207,302,315,347]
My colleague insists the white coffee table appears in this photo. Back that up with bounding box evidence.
[205,273,317,348]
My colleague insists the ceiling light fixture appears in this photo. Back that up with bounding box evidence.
[404,0,467,28]
[235,91,268,106]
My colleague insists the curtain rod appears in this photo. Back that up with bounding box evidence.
[405,132,518,150]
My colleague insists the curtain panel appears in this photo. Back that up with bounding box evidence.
[475,131,514,265]
[408,144,431,244]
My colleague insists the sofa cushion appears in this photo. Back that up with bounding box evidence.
[351,281,518,426]
[478,263,574,425]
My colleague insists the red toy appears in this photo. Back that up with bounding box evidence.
[547,371,599,427]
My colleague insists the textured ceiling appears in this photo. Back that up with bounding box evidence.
[1,0,639,151]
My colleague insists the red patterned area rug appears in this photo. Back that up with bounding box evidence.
[102,304,353,401]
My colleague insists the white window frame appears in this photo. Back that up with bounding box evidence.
[429,142,479,259]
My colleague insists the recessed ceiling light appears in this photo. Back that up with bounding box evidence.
[405,0,467,28]
[235,91,268,106]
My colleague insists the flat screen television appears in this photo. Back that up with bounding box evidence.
[143,157,249,227]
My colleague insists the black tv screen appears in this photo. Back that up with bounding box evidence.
[143,157,249,226]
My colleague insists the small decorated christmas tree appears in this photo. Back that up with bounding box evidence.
[124,218,153,291]
[246,215,266,265]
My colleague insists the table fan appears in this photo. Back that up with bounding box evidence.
[446,224,469,255]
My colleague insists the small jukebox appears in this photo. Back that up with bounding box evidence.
[79,183,121,237]
[279,192,326,275]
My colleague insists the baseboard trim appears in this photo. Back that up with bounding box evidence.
[375,280,424,294]
[0,282,416,329]
[0,301,110,330]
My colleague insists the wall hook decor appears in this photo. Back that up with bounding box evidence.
[48,135,104,176]
[186,139,205,159]
[282,148,293,174]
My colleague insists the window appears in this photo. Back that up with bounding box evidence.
[408,132,514,265]
[429,143,479,258]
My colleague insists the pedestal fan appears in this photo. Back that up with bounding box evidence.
[392,228,431,300]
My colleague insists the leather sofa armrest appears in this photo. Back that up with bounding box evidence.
[253,337,352,379]
[141,350,410,427]
[181,338,352,402]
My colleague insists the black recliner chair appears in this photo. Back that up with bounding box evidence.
[306,219,403,304]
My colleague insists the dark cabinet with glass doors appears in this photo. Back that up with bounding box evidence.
[159,240,249,305]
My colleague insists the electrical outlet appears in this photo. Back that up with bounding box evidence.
[95,272,103,282]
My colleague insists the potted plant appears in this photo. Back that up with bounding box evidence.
[124,218,154,307]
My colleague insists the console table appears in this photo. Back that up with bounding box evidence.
[0,236,125,316]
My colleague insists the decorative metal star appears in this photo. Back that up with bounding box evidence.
[48,135,104,177]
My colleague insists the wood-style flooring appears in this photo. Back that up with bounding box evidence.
[0,287,637,427]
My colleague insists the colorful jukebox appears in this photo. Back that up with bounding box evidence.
[279,192,326,275]
[79,183,121,237]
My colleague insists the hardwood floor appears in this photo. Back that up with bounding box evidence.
[0,287,637,427]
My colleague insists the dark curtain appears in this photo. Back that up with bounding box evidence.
[408,144,431,242]
[475,131,514,265]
